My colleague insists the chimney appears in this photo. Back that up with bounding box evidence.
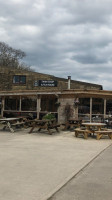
[68,76,71,89]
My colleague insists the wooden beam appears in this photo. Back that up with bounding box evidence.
[19,96,21,112]
[90,98,92,122]
[1,97,5,117]
[104,99,106,119]
[37,95,41,119]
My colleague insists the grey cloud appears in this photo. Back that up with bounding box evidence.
[72,54,108,64]
[0,0,112,89]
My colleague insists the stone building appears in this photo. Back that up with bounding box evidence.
[0,67,102,91]
[0,66,112,123]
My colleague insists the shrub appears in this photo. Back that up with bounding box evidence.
[42,113,56,120]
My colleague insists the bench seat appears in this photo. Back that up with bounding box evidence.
[11,122,25,127]
[94,129,112,140]
[74,128,91,139]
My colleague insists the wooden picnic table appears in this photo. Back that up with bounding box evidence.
[75,122,107,139]
[0,117,25,133]
[64,119,82,130]
[82,122,106,131]
[29,119,60,134]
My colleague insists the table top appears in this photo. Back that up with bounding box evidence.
[82,123,106,126]
[35,119,55,122]
[0,117,22,121]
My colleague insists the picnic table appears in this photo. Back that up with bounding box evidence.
[74,122,111,139]
[64,119,82,130]
[29,119,60,134]
[82,122,106,132]
[0,117,26,133]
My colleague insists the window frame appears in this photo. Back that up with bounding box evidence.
[13,75,26,84]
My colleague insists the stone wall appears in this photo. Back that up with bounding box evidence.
[0,67,102,91]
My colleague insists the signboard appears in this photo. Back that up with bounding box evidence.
[34,80,57,87]
[34,80,39,86]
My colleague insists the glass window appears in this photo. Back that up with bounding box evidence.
[5,97,19,110]
[106,99,112,116]
[92,98,104,114]
[78,98,90,114]
[21,97,37,111]
[41,96,57,112]
[92,98,104,122]
[13,75,26,84]
[78,98,90,121]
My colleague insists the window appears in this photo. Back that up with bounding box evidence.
[41,96,57,112]
[92,98,104,114]
[78,98,90,114]
[78,98,90,120]
[13,75,26,84]
[5,97,19,110]
[21,97,37,111]
[106,99,112,115]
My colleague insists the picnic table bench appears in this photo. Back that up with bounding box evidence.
[95,129,112,140]
[74,127,91,139]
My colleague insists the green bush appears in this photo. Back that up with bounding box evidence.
[42,113,56,120]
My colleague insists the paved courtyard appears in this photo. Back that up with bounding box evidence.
[0,128,111,200]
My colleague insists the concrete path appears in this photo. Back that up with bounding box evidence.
[49,144,112,200]
[0,129,111,200]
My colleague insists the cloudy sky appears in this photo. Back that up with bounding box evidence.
[0,0,112,90]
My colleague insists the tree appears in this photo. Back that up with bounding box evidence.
[0,41,27,69]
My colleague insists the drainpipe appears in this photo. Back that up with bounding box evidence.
[68,76,71,89]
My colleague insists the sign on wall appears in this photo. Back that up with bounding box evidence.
[34,80,39,86]
[34,80,57,87]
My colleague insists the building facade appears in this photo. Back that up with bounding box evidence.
[0,67,112,123]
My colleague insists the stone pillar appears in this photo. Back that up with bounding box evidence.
[75,106,78,119]
[58,97,76,124]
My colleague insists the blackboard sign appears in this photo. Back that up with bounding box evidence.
[34,80,57,87]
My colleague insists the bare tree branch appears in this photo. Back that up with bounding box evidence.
[0,42,31,71]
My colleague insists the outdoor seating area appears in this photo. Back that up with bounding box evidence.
[1,91,112,139]
[0,113,62,135]
[0,115,112,140]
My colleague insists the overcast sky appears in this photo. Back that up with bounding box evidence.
[0,0,112,90]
